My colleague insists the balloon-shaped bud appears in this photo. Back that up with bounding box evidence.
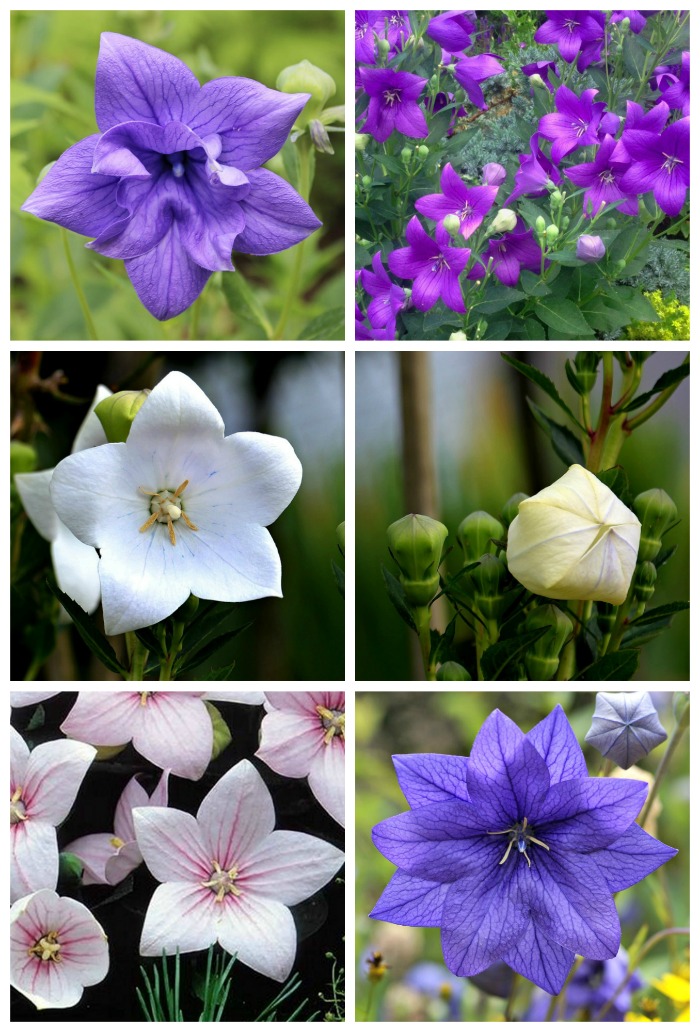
[574,351,601,393]
[449,330,467,341]
[442,213,461,238]
[11,441,37,477]
[471,554,508,618]
[488,209,517,235]
[387,514,448,606]
[437,661,472,680]
[483,162,506,186]
[355,133,370,151]
[585,691,667,769]
[633,488,677,562]
[506,464,641,605]
[457,511,504,562]
[94,390,150,443]
[417,145,430,159]
[523,604,573,680]
[576,234,606,262]
[277,60,336,126]
[632,560,657,604]
[501,492,529,528]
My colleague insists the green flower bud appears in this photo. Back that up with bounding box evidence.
[550,190,563,207]
[336,521,345,551]
[387,514,448,606]
[276,60,336,127]
[10,441,38,477]
[58,851,85,886]
[529,73,547,89]
[545,224,559,243]
[449,330,467,341]
[453,89,466,104]
[355,133,370,151]
[597,601,616,636]
[417,145,430,159]
[436,661,471,681]
[561,216,570,230]
[501,492,528,528]
[205,702,233,761]
[430,74,439,89]
[632,560,657,604]
[471,554,508,618]
[376,38,391,57]
[400,147,412,163]
[95,389,150,443]
[362,174,372,187]
[457,511,504,562]
[619,16,630,32]
[442,213,461,237]
[615,259,627,272]
[605,217,617,229]
[633,488,677,561]
[523,604,573,680]
[488,208,517,235]
[574,351,601,393]
[535,215,546,235]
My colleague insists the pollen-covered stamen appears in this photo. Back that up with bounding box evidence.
[661,152,682,174]
[139,480,199,546]
[564,18,580,33]
[28,931,61,963]
[201,859,242,903]
[110,836,125,849]
[487,816,550,869]
[431,253,451,273]
[316,705,345,745]
[600,169,616,184]
[383,89,401,105]
[458,203,474,220]
[10,785,28,824]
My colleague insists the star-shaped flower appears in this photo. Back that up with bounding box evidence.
[11,728,96,903]
[358,67,429,143]
[537,86,606,164]
[415,163,498,240]
[585,692,668,769]
[49,371,302,635]
[468,226,543,288]
[21,33,321,320]
[388,216,470,313]
[565,135,639,216]
[426,11,476,52]
[370,706,677,995]
[534,11,606,71]
[256,691,345,826]
[134,759,344,980]
[360,253,406,336]
[452,55,505,110]
[14,386,110,615]
[503,134,563,207]
[619,117,690,217]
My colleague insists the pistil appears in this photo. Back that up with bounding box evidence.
[201,860,242,903]
[28,931,61,963]
[316,705,345,745]
[139,480,199,546]
[487,816,550,868]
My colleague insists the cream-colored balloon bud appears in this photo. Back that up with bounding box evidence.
[506,464,641,605]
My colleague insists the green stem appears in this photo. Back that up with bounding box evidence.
[637,699,689,828]
[595,928,690,1020]
[273,139,313,340]
[160,620,185,681]
[189,293,202,340]
[587,352,614,472]
[545,956,583,1020]
[61,228,98,340]
[504,972,521,1021]
[414,605,436,680]
[23,656,44,681]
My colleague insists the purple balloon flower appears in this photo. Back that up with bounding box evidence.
[503,133,563,206]
[468,227,544,287]
[415,164,498,240]
[370,706,677,994]
[566,136,639,216]
[426,11,476,53]
[355,10,411,65]
[534,11,606,71]
[453,54,505,110]
[538,85,606,164]
[358,67,429,142]
[525,946,643,1021]
[521,60,560,93]
[612,100,669,162]
[585,691,668,769]
[21,33,320,321]
[388,216,470,313]
[483,162,507,187]
[658,51,690,116]
[576,235,606,262]
[361,253,406,334]
[619,117,690,216]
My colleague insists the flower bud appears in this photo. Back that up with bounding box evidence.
[94,389,150,443]
[417,145,430,159]
[585,692,667,769]
[488,208,517,235]
[336,521,345,551]
[387,514,448,606]
[377,38,391,57]
[632,560,657,604]
[59,851,85,885]
[545,224,559,243]
[10,441,38,477]
[576,234,606,262]
[596,601,616,635]
[457,511,504,562]
[400,147,412,163]
[436,661,471,680]
[362,174,372,187]
[574,351,601,393]
[355,133,370,152]
[449,330,467,341]
[523,604,573,680]
[529,73,547,89]
[501,492,528,527]
[471,554,508,618]
[309,119,334,154]
[561,215,570,230]
[483,162,506,186]
[206,702,233,761]
[276,60,336,126]
[550,190,563,207]
[535,215,546,235]
[619,16,630,32]
[442,213,461,237]
[430,74,439,89]
[507,464,641,605]
[633,488,677,561]
[615,259,627,272]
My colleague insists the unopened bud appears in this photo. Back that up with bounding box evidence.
[633,488,677,562]
[442,213,461,237]
[437,661,471,681]
[417,145,430,159]
[597,602,616,635]
[545,224,559,243]
[524,604,573,680]
[501,492,528,527]
[10,441,37,477]
[535,215,546,235]
[400,147,412,163]
[550,190,563,207]
[95,389,150,443]
[430,74,439,88]
[277,60,336,126]
[488,208,517,235]
[585,692,667,768]
[615,259,627,272]
[529,73,547,89]
[576,234,606,262]
[355,133,370,151]
[574,351,601,393]
[362,174,372,187]
[309,119,334,154]
[449,330,467,341]
[457,511,504,562]
[376,38,391,57]
[471,554,508,618]
[206,702,233,761]
[633,560,657,604]
[387,514,448,606]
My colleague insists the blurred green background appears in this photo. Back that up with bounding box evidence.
[356,351,690,680]
[11,10,344,340]
[11,350,344,680]
[356,690,690,1021]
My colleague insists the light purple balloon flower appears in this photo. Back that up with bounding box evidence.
[370,705,677,994]
[415,163,498,240]
[619,117,690,216]
[21,33,321,320]
[388,216,471,313]
[358,67,429,142]
[576,235,606,262]
[483,162,507,187]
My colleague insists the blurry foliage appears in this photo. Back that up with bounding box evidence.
[11,10,344,341]
[355,690,689,1022]
[628,243,690,307]
[11,351,344,681]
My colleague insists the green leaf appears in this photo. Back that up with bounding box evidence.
[618,357,690,412]
[483,317,513,340]
[382,565,417,632]
[355,244,372,269]
[622,34,646,78]
[472,286,526,315]
[519,270,552,297]
[522,317,547,340]
[604,285,659,323]
[298,307,344,340]
[199,662,237,680]
[620,601,689,648]
[501,353,585,431]
[526,398,586,467]
[47,581,127,676]
[331,559,345,598]
[597,467,632,506]
[575,650,639,680]
[481,627,547,680]
[426,107,453,144]
[134,627,165,659]
[429,615,457,666]
[580,296,631,332]
[221,271,274,339]
[533,297,594,338]
[176,623,252,675]
[280,137,300,192]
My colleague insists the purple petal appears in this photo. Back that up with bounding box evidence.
[233,169,321,255]
[536,778,647,850]
[125,223,211,320]
[411,267,443,311]
[439,267,466,313]
[371,801,493,881]
[591,822,678,892]
[91,119,204,179]
[502,922,574,995]
[387,245,427,281]
[95,32,200,132]
[526,704,588,784]
[370,870,450,926]
[393,99,429,139]
[21,135,125,237]
[392,753,471,807]
[187,79,308,170]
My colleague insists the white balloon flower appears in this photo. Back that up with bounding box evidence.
[506,464,641,605]
[50,371,302,635]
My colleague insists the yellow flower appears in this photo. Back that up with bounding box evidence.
[652,970,690,1022]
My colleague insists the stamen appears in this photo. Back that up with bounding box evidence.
[200,859,243,902]
[487,816,549,869]
[138,482,198,546]
[28,931,61,963]
[139,512,159,533]
[499,839,514,865]
[110,836,125,848]
[10,786,28,824]
[316,705,345,745]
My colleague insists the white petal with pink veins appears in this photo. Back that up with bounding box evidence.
[309,739,345,827]
[243,829,344,905]
[24,738,96,824]
[255,709,323,777]
[197,760,275,867]
[140,882,220,955]
[217,894,297,981]
[134,807,211,883]
[11,820,59,903]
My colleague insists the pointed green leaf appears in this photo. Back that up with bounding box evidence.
[47,581,127,676]
[575,650,639,680]
[221,271,274,339]
[481,627,547,680]
[502,353,585,430]
[526,398,586,467]
[176,623,252,675]
[618,357,689,412]
[533,297,595,337]
[298,307,344,340]
[382,565,417,632]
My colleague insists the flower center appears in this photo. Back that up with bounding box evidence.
[458,203,473,220]
[168,151,187,178]
[10,786,27,825]
[110,836,125,849]
[487,816,550,868]
[139,480,199,546]
[201,860,242,903]
[661,152,682,174]
[564,18,580,33]
[28,931,61,963]
[316,705,345,745]
[383,89,401,106]
[599,169,616,184]
[570,117,589,138]
[431,253,450,272]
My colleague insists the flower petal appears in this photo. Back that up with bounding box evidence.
[11,820,58,903]
[113,776,151,843]
[14,470,59,541]
[372,801,493,882]
[591,822,678,892]
[25,738,96,824]
[308,739,345,826]
[197,760,275,868]
[502,921,574,995]
[206,431,303,525]
[234,168,321,255]
[255,710,323,778]
[125,220,211,320]
[61,692,137,746]
[370,870,449,927]
[133,807,211,882]
[94,33,200,132]
[216,894,297,981]
[50,522,101,613]
[139,882,218,955]
[243,829,344,904]
[62,834,115,885]
[132,693,212,780]
[526,704,588,784]
[391,753,470,808]
[536,777,647,851]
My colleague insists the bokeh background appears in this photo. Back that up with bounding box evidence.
[356,351,690,680]
[11,351,344,680]
[356,690,690,1022]
[11,9,344,340]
